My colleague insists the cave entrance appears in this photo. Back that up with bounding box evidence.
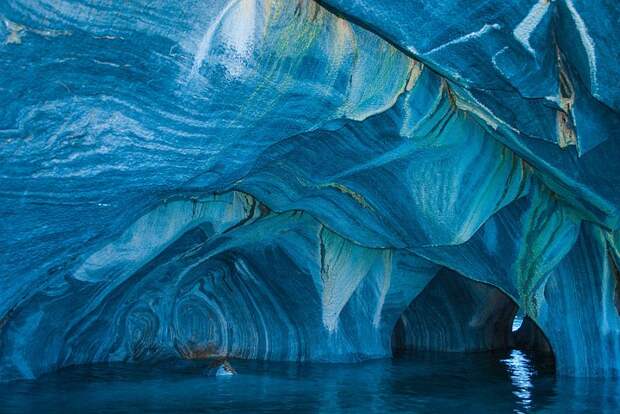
[391,268,555,372]
[512,308,525,332]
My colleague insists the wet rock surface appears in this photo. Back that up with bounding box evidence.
[1,0,619,381]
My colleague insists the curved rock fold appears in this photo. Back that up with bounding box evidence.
[1,0,619,380]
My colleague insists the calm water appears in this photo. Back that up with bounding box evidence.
[0,351,618,413]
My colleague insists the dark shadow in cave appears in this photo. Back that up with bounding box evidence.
[610,253,620,315]
[391,268,555,372]
[512,316,555,372]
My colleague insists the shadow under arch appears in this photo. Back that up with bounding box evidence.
[391,267,555,372]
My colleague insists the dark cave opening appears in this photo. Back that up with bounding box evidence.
[391,268,555,372]
[512,316,555,372]
[610,253,620,316]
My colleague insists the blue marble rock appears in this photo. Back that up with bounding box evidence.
[0,0,619,381]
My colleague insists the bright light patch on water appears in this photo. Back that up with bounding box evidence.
[1,353,618,412]
[502,349,535,414]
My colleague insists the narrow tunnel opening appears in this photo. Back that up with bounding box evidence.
[391,268,555,374]
[512,308,525,332]
[512,316,555,373]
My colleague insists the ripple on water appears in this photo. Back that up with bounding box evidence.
[0,351,618,413]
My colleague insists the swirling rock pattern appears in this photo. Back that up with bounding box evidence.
[1,0,619,380]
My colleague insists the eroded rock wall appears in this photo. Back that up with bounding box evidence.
[1,0,619,380]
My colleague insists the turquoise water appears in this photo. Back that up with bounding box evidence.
[1,351,618,413]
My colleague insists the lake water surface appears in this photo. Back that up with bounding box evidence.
[1,351,618,413]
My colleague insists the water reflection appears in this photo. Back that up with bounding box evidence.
[501,349,534,413]
[0,352,618,413]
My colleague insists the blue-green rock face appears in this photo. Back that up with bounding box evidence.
[1,0,619,381]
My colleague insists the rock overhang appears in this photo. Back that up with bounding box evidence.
[1,0,619,381]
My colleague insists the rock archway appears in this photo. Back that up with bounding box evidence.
[2,0,620,382]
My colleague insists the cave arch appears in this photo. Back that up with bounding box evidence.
[391,268,554,372]
[512,316,555,369]
[392,268,518,355]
